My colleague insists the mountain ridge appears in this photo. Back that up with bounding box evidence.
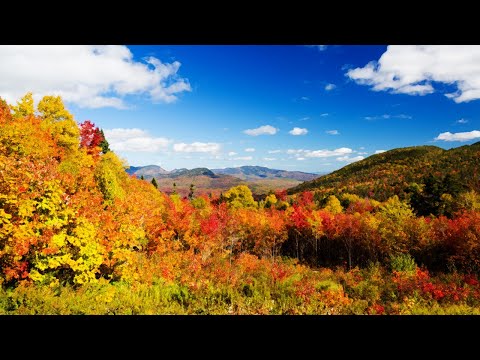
[287,143,480,202]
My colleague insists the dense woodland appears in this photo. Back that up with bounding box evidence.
[1,93,480,314]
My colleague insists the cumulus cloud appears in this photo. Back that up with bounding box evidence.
[268,150,282,154]
[244,125,278,136]
[0,45,191,109]
[173,142,221,153]
[233,156,253,161]
[326,130,339,135]
[346,45,480,103]
[375,150,387,154]
[104,128,171,152]
[457,118,469,124]
[297,158,306,161]
[336,155,364,163]
[245,148,255,152]
[325,83,336,91]
[228,151,237,156]
[263,157,276,161]
[289,127,308,135]
[434,130,480,142]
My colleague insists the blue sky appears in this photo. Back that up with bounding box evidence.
[1,45,480,173]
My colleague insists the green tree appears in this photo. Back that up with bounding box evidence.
[188,183,195,200]
[140,175,145,180]
[151,177,158,189]
[99,129,110,154]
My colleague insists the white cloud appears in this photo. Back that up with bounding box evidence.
[287,147,354,158]
[306,147,353,158]
[228,151,237,156]
[244,125,278,136]
[297,157,306,161]
[0,45,191,109]
[263,157,276,161]
[435,130,480,142]
[336,155,364,163]
[375,150,387,154]
[320,113,329,117]
[245,148,256,152]
[233,156,253,161]
[325,83,336,91]
[306,45,328,51]
[457,118,469,124]
[287,149,305,154]
[173,142,221,153]
[326,130,339,135]
[299,117,310,121]
[268,150,282,154]
[365,114,412,120]
[301,96,310,101]
[346,45,480,103]
[289,127,308,136]
[104,128,171,152]
[358,152,368,155]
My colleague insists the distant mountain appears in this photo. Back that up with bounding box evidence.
[287,142,480,202]
[127,166,216,180]
[126,165,319,196]
[126,165,169,178]
[212,166,321,181]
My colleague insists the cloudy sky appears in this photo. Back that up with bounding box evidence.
[1,45,480,172]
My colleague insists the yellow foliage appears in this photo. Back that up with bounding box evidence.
[224,185,257,209]
[94,152,128,204]
[11,92,34,118]
[37,95,80,152]
[324,195,342,214]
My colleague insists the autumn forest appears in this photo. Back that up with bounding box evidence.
[2,93,480,315]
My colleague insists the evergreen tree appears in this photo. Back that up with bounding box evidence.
[151,177,158,189]
[140,175,144,180]
[188,183,195,200]
[172,182,177,195]
[99,129,110,154]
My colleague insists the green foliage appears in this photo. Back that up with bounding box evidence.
[390,253,417,273]
[151,177,158,189]
[99,129,110,154]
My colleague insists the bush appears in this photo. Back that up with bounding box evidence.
[390,253,417,273]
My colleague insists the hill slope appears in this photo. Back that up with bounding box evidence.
[288,143,480,201]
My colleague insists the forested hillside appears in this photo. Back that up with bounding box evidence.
[1,94,480,315]
[289,145,480,216]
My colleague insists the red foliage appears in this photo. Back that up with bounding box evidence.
[79,120,104,154]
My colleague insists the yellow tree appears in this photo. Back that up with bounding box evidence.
[11,92,34,118]
[37,95,80,152]
[223,185,257,209]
